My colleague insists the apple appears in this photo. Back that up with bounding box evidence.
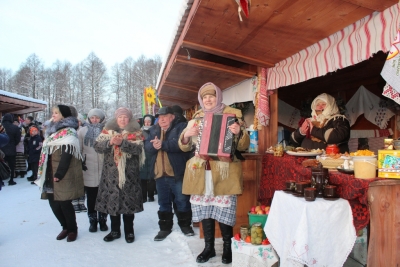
[255,206,261,212]
[264,206,270,212]
[265,210,270,215]
[250,206,256,212]
[260,205,266,211]
[257,210,265,215]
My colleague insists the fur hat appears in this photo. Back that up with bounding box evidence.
[68,105,78,118]
[57,105,72,118]
[199,83,216,98]
[114,107,133,120]
[88,108,106,122]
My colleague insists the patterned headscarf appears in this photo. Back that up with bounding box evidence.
[198,82,226,114]
[310,93,340,125]
[114,107,133,120]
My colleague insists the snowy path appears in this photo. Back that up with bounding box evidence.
[0,176,228,267]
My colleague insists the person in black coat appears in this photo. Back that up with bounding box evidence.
[1,113,21,185]
[144,106,193,241]
[139,114,156,202]
[290,93,350,153]
[27,126,43,183]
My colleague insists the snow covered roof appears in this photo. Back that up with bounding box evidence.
[0,89,47,115]
[0,90,47,105]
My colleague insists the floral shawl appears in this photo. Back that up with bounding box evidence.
[96,129,145,189]
[34,127,82,191]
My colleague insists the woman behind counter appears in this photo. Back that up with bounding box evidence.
[94,107,144,243]
[179,82,250,264]
[290,93,350,153]
[35,105,84,242]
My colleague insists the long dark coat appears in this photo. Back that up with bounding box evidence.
[28,134,42,163]
[290,116,350,153]
[1,113,21,156]
[94,119,144,216]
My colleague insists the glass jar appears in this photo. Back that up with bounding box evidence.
[240,225,249,241]
[250,223,263,245]
[326,144,339,155]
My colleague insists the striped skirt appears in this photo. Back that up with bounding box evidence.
[15,152,27,172]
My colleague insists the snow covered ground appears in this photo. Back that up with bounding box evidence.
[0,174,366,267]
[0,174,228,267]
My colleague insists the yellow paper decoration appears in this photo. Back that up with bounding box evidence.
[145,86,156,105]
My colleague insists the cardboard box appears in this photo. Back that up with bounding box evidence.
[378,150,400,179]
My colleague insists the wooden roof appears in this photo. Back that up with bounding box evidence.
[0,92,47,115]
[157,0,398,109]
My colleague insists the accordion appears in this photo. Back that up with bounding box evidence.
[196,113,238,162]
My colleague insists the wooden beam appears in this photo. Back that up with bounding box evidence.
[175,55,255,78]
[339,0,397,12]
[160,94,197,104]
[182,41,275,68]
[164,81,198,93]
[12,107,47,115]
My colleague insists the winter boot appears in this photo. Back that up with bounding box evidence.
[103,215,121,242]
[78,196,87,212]
[98,212,108,231]
[88,212,98,232]
[176,210,194,236]
[219,222,233,264]
[67,228,78,242]
[196,218,216,263]
[123,214,135,243]
[72,199,80,213]
[154,211,174,241]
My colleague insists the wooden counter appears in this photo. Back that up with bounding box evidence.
[199,153,262,238]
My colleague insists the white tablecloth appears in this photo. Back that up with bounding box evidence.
[232,239,279,267]
[264,191,357,267]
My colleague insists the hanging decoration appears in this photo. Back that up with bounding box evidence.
[143,86,156,116]
[235,0,250,22]
[256,68,270,128]
[381,27,400,104]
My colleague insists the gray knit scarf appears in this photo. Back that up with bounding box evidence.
[84,122,105,147]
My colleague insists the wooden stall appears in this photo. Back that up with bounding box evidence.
[155,0,400,264]
[0,90,47,117]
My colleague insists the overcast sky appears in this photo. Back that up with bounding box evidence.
[0,0,185,71]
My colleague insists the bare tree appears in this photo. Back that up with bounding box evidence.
[110,63,123,108]
[0,68,13,91]
[83,52,108,109]
[3,53,162,120]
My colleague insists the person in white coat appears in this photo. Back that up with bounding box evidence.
[77,108,108,232]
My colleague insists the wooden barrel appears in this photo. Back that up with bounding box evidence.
[367,179,400,266]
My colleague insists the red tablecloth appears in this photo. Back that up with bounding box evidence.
[258,153,381,231]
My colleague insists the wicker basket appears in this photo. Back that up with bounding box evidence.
[318,158,345,169]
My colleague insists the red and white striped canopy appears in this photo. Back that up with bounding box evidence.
[266,3,400,90]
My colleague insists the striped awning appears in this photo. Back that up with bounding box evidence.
[266,3,400,90]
